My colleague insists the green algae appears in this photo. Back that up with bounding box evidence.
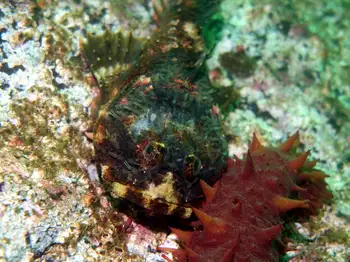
[0,86,91,179]
[202,13,225,50]
[109,0,150,26]
[219,50,257,78]
[217,0,349,217]
[247,0,350,138]
[320,228,350,244]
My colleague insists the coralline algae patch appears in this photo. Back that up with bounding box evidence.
[211,0,349,210]
[0,1,160,261]
[210,0,349,183]
[206,0,349,260]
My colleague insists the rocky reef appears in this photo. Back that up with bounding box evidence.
[0,0,349,261]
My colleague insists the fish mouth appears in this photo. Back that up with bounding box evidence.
[93,124,226,217]
[92,98,228,217]
[108,169,194,218]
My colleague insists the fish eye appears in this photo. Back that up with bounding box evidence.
[143,141,166,161]
[145,143,155,155]
[183,153,201,179]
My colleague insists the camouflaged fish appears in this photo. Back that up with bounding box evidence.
[82,0,227,218]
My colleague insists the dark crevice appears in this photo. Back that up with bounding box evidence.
[0,29,8,60]
[0,63,25,75]
[51,68,69,90]
[0,9,5,19]
[0,83,10,90]
[244,100,276,121]
[0,182,5,192]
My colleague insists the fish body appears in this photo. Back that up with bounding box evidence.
[85,0,227,218]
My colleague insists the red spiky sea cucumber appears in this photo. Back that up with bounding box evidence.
[163,132,332,261]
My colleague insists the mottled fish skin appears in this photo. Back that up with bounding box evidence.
[87,0,227,217]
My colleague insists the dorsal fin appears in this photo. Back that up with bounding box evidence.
[81,29,147,100]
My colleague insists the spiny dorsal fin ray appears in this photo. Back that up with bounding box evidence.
[82,30,147,97]
[83,30,146,73]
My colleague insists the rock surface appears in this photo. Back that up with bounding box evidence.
[0,0,349,261]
